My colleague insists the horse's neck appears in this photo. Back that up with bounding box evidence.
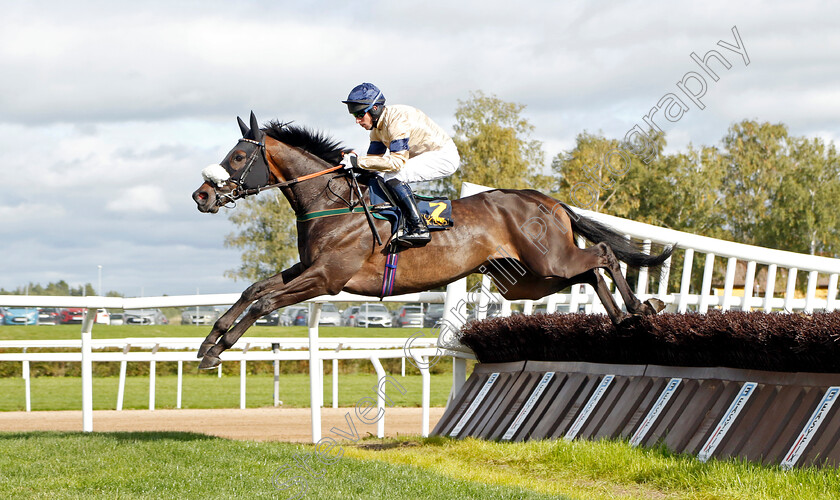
[269,145,353,215]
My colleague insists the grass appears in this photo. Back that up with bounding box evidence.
[1,432,837,499]
[0,373,456,411]
[344,436,840,500]
[0,324,433,340]
[0,432,559,500]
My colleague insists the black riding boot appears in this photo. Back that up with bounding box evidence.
[386,179,431,245]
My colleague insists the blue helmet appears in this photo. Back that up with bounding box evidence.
[342,83,386,118]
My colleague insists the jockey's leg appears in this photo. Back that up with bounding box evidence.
[383,145,459,246]
[386,179,431,245]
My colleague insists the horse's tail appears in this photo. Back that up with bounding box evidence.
[560,203,675,268]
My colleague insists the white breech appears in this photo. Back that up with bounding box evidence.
[382,145,460,184]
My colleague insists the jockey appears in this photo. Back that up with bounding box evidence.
[341,82,460,245]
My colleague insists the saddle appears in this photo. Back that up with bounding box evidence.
[366,176,454,238]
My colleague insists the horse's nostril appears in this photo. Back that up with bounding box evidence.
[198,192,208,201]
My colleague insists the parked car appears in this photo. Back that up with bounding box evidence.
[181,306,222,325]
[0,308,4,324]
[3,307,39,325]
[280,306,308,326]
[423,303,445,327]
[60,308,86,324]
[109,313,125,326]
[37,307,61,325]
[392,304,424,328]
[93,308,111,325]
[341,306,360,327]
[318,303,342,326]
[124,308,168,325]
[354,304,392,328]
[292,308,308,326]
[255,310,280,326]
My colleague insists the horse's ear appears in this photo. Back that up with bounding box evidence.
[237,116,249,137]
[248,111,265,141]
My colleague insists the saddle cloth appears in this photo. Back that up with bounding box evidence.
[368,178,454,233]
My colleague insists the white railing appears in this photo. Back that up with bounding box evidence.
[0,292,457,442]
[571,208,840,314]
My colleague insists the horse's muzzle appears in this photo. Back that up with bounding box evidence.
[192,185,219,213]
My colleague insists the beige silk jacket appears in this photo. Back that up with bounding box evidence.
[359,104,455,172]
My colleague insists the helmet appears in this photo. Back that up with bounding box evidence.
[342,83,386,122]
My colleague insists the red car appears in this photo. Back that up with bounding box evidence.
[59,308,86,324]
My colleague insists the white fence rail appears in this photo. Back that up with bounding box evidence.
[0,292,456,441]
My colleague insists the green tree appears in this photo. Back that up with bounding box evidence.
[224,192,299,281]
[550,129,667,217]
[717,120,793,247]
[769,137,840,255]
[631,144,726,237]
[445,91,549,197]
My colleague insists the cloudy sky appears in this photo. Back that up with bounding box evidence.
[1,0,838,297]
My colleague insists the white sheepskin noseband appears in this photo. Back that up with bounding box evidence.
[202,164,231,188]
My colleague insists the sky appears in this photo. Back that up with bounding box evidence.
[1,0,839,297]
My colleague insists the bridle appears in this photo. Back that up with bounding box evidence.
[214,138,344,208]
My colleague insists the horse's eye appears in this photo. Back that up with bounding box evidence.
[233,154,245,162]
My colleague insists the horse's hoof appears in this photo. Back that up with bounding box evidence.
[197,341,215,358]
[617,314,642,328]
[199,355,221,370]
[645,298,665,313]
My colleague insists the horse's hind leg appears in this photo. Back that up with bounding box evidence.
[585,242,663,316]
[486,260,631,324]
[578,268,631,324]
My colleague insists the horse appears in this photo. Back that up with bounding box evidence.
[191,112,673,369]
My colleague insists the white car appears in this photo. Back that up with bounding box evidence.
[318,303,342,326]
[354,304,392,328]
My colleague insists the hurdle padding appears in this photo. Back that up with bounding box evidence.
[434,361,840,468]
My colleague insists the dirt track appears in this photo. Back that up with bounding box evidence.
[0,407,446,442]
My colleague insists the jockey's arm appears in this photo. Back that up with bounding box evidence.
[359,139,410,173]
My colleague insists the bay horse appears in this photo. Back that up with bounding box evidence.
[191,112,673,369]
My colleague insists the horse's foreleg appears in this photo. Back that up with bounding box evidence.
[198,263,306,359]
[198,264,340,369]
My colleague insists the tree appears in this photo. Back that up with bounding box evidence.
[550,129,667,217]
[224,192,299,282]
[717,120,793,247]
[445,91,549,197]
[769,137,840,255]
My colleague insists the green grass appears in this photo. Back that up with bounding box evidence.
[0,432,560,499]
[0,324,432,340]
[344,436,840,500]
[2,432,837,499]
[0,372,455,411]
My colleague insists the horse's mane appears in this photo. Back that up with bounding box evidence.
[263,120,346,166]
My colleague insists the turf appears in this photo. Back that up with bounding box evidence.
[0,432,561,499]
[2,432,837,499]
[344,436,840,500]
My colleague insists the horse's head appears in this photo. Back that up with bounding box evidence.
[192,111,274,213]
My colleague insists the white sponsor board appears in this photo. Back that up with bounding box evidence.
[450,372,499,437]
[565,374,616,441]
[697,382,758,462]
[781,386,840,470]
[502,372,555,441]
[630,378,682,447]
